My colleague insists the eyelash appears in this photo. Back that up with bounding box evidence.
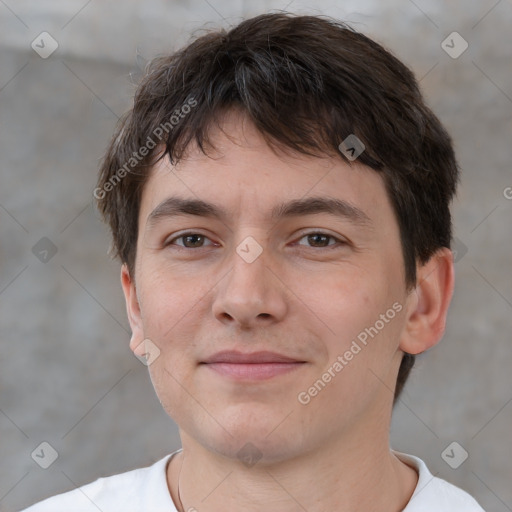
[165,231,346,250]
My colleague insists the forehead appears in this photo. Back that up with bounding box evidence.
[138,112,394,229]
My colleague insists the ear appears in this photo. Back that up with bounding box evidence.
[399,247,455,355]
[121,263,145,356]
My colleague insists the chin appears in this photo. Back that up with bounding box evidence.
[206,436,303,467]
[193,414,310,467]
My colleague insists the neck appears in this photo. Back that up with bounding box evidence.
[167,417,418,512]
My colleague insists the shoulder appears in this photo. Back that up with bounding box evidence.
[394,451,486,512]
[21,451,180,512]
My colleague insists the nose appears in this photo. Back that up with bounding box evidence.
[211,240,288,328]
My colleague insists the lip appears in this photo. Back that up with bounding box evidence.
[201,350,304,364]
[200,351,306,381]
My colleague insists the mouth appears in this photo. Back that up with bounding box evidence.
[200,350,307,381]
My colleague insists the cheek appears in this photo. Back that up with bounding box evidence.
[139,272,205,417]
[303,268,403,368]
[299,270,381,337]
[138,264,204,332]
[136,272,209,394]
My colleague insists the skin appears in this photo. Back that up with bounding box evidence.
[121,110,454,512]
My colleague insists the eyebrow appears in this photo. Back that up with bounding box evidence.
[146,195,373,228]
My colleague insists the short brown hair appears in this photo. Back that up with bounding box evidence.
[96,13,459,403]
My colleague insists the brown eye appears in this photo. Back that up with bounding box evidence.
[166,233,214,249]
[297,232,341,248]
[181,234,205,248]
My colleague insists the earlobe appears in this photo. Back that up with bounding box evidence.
[120,264,145,353]
[399,247,455,355]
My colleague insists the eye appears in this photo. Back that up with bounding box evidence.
[295,232,344,248]
[164,231,345,250]
[165,232,216,249]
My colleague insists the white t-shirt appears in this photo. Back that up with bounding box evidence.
[21,449,485,511]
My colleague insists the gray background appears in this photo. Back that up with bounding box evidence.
[0,0,511,510]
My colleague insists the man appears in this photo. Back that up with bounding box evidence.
[23,12,485,512]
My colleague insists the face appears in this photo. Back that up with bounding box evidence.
[122,111,417,463]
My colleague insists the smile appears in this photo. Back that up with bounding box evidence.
[202,361,305,380]
[200,350,307,380]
